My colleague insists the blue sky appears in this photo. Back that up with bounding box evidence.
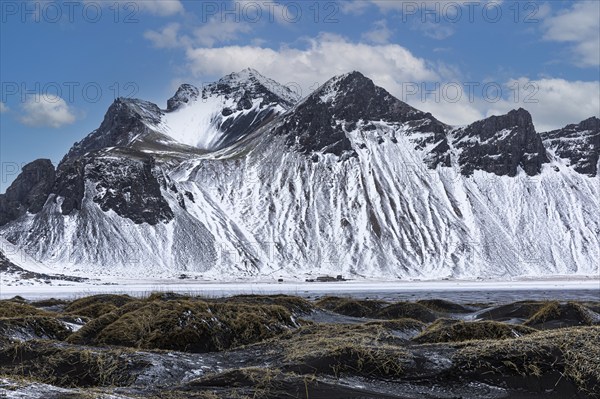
[1,0,599,191]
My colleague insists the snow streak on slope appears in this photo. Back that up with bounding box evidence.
[155,68,296,151]
[158,96,286,150]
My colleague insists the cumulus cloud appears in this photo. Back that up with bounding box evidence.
[19,95,76,128]
[185,33,439,98]
[145,19,594,129]
[412,21,455,40]
[145,18,253,49]
[144,23,189,48]
[0,102,8,113]
[193,18,253,47]
[362,20,393,44]
[140,0,184,16]
[338,0,372,15]
[542,2,600,67]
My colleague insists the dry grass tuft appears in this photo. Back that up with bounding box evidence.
[454,326,600,395]
[315,296,386,318]
[65,294,137,319]
[221,295,314,315]
[416,299,471,313]
[282,323,410,378]
[0,301,52,318]
[69,299,297,352]
[0,340,148,387]
[0,316,72,342]
[414,319,536,343]
[524,301,597,328]
[375,302,438,322]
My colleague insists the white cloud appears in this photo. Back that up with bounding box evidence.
[0,102,8,113]
[139,0,184,16]
[185,33,439,98]
[144,23,189,48]
[486,78,600,131]
[193,18,253,47]
[19,95,76,128]
[338,0,372,15]
[362,20,393,44]
[413,21,455,40]
[542,2,600,67]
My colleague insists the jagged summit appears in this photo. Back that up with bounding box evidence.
[63,98,164,162]
[157,69,298,151]
[0,159,55,225]
[273,71,447,158]
[453,108,548,176]
[542,116,600,176]
[167,84,200,112]
[207,68,299,107]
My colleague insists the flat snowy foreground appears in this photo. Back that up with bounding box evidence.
[1,277,598,300]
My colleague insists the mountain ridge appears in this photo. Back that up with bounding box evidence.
[1,69,598,281]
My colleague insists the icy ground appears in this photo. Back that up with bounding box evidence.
[1,277,598,301]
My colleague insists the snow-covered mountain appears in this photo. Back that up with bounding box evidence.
[1,70,598,280]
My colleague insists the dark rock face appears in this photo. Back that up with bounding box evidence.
[541,117,600,176]
[454,109,548,176]
[167,84,200,112]
[87,156,173,225]
[63,98,163,162]
[52,160,86,215]
[274,71,448,159]
[0,159,55,225]
[54,154,173,225]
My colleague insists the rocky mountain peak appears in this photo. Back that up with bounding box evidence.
[0,159,55,225]
[541,116,599,176]
[310,72,444,128]
[274,71,447,158]
[207,68,299,108]
[454,108,548,176]
[167,84,200,112]
[62,98,163,163]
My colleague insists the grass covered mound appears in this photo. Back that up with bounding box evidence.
[69,299,298,352]
[217,295,314,315]
[417,299,473,314]
[0,316,72,342]
[315,296,387,317]
[65,294,138,319]
[365,318,426,332]
[281,323,411,378]
[453,326,600,396]
[524,301,599,329]
[0,340,149,388]
[314,297,438,322]
[414,319,537,344]
[0,300,52,318]
[30,298,69,308]
[375,302,438,322]
[475,300,550,322]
